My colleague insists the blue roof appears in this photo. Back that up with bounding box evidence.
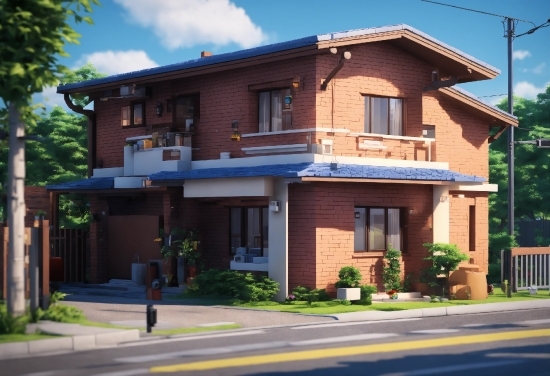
[46,177,114,191]
[57,24,498,94]
[149,163,486,183]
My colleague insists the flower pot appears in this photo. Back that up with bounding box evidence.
[188,266,197,278]
[131,263,146,285]
[336,288,360,301]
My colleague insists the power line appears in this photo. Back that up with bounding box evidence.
[420,0,535,25]
[479,94,507,98]
[515,19,550,38]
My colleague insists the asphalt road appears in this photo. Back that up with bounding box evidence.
[4,308,550,376]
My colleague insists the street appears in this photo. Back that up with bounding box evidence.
[3,308,549,376]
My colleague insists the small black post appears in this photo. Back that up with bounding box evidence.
[146,304,157,333]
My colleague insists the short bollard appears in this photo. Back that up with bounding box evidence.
[146,304,157,333]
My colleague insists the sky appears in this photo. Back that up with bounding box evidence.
[40,0,550,111]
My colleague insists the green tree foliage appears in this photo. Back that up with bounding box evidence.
[423,242,469,298]
[489,86,550,260]
[383,245,402,291]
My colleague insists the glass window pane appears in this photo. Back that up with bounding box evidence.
[389,98,403,136]
[354,208,366,251]
[175,97,195,126]
[230,208,242,255]
[247,208,261,248]
[387,208,400,252]
[271,90,283,132]
[259,92,270,133]
[121,106,130,126]
[364,96,371,132]
[262,207,269,254]
[371,97,388,135]
[133,103,143,125]
[369,208,386,250]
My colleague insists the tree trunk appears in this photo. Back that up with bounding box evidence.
[7,102,26,316]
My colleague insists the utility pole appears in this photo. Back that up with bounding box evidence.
[7,103,26,315]
[506,17,514,298]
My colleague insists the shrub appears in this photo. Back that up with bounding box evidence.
[423,242,469,298]
[291,286,311,300]
[0,303,29,334]
[290,286,330,304]
[190,269,279,302]
[358,284,377,305]
[334,266,362,288]
[383,245,402,291]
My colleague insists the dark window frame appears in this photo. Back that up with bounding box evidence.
[229,206,268,256]
[173,93,200,129]
[121,100,146,128]
[258,87,292,133]
[363,95,404,136]
[354,206,406,252]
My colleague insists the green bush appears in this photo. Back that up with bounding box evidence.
[383,245,402,291]
[291,286,312,300]
[488,263,501,284]
[358,284,377,305]
[0,303,29,334]
[334,266,362,288]
[423,242,469,298]
[190,269,279,302]
[290,286,331,304]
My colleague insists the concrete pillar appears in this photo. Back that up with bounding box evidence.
[268,178,288,301]
[432,185,450,243]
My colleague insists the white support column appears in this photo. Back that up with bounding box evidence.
[432,185,450,243]
[268,178,288,301]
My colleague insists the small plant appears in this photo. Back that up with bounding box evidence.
[487,284,494,295]
[335,299,352,306]
[291,286,312,300]
[0,303,29,334]
[402,273,414,292]
[290,286,330,305]
[423,242,469,299]
[334,266,362,288]
[383,245,402,292]
[359,284,377,305]
[285,294,296,304]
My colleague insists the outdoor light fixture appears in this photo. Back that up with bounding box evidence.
[292,76,301,89]
[156,102,163,117]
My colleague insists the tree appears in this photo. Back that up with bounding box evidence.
[423,242,469,298]
[0,0,98,315]
[488,85,550,262]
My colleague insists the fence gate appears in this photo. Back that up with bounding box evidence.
[50,228,88,283]
[502,247,550,291]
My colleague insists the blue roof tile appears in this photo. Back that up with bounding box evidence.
[46,177,114,191]
[149,163,486,183]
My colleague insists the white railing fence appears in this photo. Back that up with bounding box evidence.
[502,247,550,291]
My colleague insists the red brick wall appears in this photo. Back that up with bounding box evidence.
[288,182,433,292]
[24,186,50,227]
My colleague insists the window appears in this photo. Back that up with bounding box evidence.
[121,101,145,127]
[174,94,199,130]
[364,96,403,136]
[354,207,403,251]
[259,88,292,133]
[230,207,269,255]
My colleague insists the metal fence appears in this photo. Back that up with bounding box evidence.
[502,247,550,291]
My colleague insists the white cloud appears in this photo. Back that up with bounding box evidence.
[513,50,531,60]
[75,50,159,76]
[514,81,550,99]
[532,62,546,74]
[36,86,69,112]
[113,0,267,50]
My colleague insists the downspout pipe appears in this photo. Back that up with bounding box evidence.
[64,94,96,178]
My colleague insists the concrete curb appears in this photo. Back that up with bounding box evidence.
[0,328,140,360]
[331,299,550,322]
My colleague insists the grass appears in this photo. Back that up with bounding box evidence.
[149,324,241,336]
[224,290,550,315]
[0,333,60,343]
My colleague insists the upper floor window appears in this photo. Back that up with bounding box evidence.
[364,96,403,136]
[354,207,403,252]
[174,94,199,130]
[121,101,145,127]
[259,88,292,133]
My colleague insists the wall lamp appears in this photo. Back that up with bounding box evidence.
[156,101,163,117]
[320,50,351,90]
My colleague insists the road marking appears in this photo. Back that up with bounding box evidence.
[461,323,488,327]
[21,372,58,376]
[487,352,550,359]
[516,318,550,326]
[291,333,398,346]
[291,318,421,329]
[410,329,460,334]
[116,329,265,348]
[91,369,149,376]
[196,322,236,327]
[116,333,396,363]
[149,328,550,373]
[379,360,523,376]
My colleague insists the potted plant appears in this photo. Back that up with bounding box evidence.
[174,228,200,284]
[335,266,362,301]
[383,245,401,298]
[423,242,469,299]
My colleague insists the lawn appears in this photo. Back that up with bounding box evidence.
[235,290,550,314]
[0,333,60,343]
[149,324,241,336]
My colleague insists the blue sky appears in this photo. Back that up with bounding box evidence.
[41,0,550,110]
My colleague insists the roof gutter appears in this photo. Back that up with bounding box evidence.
[64,94,96,177]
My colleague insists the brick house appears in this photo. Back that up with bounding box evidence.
[48,24,517,300]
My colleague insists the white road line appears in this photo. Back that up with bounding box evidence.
[116,329,265,348]
[91,369,149,376]
[380,360,523,376]
[21,372,58,376]
[487,352,550,359]
[410,329,460,334]
[291,333,398,346]
[461,323,488,327]
[291,318,422,329]
[516,319,550,326]
[115,333,398,363]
